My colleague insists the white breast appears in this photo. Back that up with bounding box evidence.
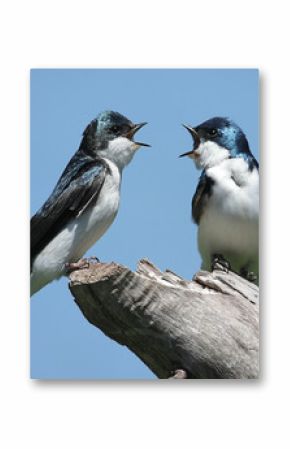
[197,158,259,274]
[31,159,121,295]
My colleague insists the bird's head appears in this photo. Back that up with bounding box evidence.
[80,110,149,169]
[180,117,251,169]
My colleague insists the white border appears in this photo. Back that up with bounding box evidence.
[1,1,288,447]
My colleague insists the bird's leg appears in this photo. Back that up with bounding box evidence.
[240,267,258,283]
[64,256,100,273]
[211,253,231,273]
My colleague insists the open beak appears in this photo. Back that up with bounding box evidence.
[179,124,201,157]
[126,122,151,147]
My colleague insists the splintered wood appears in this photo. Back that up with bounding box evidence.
[69,259,259,379]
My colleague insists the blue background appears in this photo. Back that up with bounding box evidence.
[30,69,259,379]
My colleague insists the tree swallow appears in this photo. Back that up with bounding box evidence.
[31,110,149,296]
[180,117,259,283]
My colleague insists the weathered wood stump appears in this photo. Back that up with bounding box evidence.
[69,259,259,379]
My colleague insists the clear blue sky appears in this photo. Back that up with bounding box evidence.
[30,69,259,379]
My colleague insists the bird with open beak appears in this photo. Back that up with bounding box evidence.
[31,110,149,295]
[180,117,259,284]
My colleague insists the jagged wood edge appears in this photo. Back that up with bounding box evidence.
[69,259,259,379]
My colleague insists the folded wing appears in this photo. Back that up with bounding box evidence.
[31,157,109,267]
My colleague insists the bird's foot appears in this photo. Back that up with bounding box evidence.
[169,369,188,379]
[240,268,258,283]
[64,257,100,273]
[211,254,231,273]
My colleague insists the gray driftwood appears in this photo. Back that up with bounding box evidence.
[69,259,259,379]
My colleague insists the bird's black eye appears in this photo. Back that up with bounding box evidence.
[208,128,218,137]
[111,125,120,133]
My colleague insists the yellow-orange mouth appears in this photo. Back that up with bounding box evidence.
[125,122,151,147]
[179,124,201,158]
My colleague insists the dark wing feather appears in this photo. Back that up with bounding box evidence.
[248,155,259,171]
[31,156,109,266]
[192,171,214,224]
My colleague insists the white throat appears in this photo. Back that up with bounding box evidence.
[190,141,230,169]
[98,136,140,171]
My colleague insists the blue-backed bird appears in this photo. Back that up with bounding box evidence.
[180,117,259,284]
[31,110,149,296]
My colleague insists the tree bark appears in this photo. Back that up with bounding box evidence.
[69,259,259,379]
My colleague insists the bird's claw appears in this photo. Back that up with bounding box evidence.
[64,257,100,273]
[211,254,231,273]
[240,268,257,283]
